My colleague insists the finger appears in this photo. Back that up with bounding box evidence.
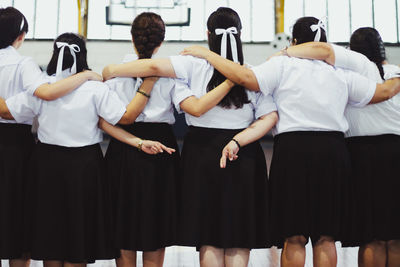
[220,149,228,168]
[220,154,226,168]
[155,143,164,153]
[232,155,238,160]
[165,147,176,154]
[228,148,235,161]
[160,144,175,154]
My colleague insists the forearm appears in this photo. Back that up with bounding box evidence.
[34,71,92,101]
[99,118,141,148]
[0,98,14,120]
[370,78,400,103]
[118,79,157,125]
[103,58,176,80]
[180,79,234,117]
[204,51,259,91]
[232,111,278,147]
[285,42,335,65]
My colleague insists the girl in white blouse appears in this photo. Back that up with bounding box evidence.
[279,27,400,267]
[102,7,278,267]
[0,7,107,267]
[180,16,400,267]
[0,32,174,267]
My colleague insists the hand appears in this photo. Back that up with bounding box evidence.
[83,70,103,82]
[220,140,239,168]
[180,45,212,59]
[102,64,117,81]
[141,140,176,155]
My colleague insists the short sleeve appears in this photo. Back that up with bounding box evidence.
[6,91,42,123]
[251,57,283,95]
[94,83,127,125]
[383,64,400,80]
[171,79,194,113]
[251,92,277,119]
[344,70,376,107]
[332,44,376,77]
[19,58,49,95]
[169,55,193,82]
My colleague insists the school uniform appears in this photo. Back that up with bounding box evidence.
[332,45,400,246]
[6,71,126,263]
[251,55,376,248]
[0,46,47,259]
[169,55,277,249]
[104,54,193,252]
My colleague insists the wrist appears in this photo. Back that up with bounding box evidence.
[136,138,143,151]
[231,138,241,149]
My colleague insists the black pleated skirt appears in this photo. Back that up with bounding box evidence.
[0,123,34,259]
[105,122,179,252]
[178,126,270,249]
[25,142,115,263]
[342,134,400,247]
[268,131,351,248]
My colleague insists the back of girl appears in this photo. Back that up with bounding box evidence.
[0,7,45,266]
[5,32,127,266]
[339,28,400,266]
[104,12,190,267]
[344,28,400,138]
[170,7,277,267]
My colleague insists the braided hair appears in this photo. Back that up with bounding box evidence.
[131,12,165,59]
[0,7,28,49]
[206,7,249,109]
[350,27,386,80]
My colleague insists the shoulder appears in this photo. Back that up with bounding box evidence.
[170,55,209,68]
[383,64,400,80]
[80,80,109,93]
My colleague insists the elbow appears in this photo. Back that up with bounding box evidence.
[149,62,164,77]
[118,116,134,125]
[190,108,203,117]
[35,89,56,101]
[236,72,252,88]
[270,111,279,124]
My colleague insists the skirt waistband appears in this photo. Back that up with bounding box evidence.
[188,126,245,137]
[346,134,400,144]
[274,130,344,141]
[37,141,100,153]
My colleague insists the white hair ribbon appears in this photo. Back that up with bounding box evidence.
[20,18,24,31]
[55,42,81,81]
[215,26,239,63]
[310,18,326,42]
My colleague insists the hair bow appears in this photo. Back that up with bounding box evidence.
[55,42,81,81]
[215,26,239,63]
[310,18,327,42]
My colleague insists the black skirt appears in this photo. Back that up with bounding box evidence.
[178,126,270,249]
[0,123,34,259]
[268,131,351,248]
[342,134,400,247]
[105,122,179,252]
[25,142,115,263]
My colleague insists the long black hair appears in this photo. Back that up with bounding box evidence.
[291,16,327,45]
[46,33,89,76]
[207,7,249,109]
[0,7,28,49]
[131,12,165,59]
[350,27,386,80]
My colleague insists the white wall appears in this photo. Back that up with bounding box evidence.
[20,40,400,74]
